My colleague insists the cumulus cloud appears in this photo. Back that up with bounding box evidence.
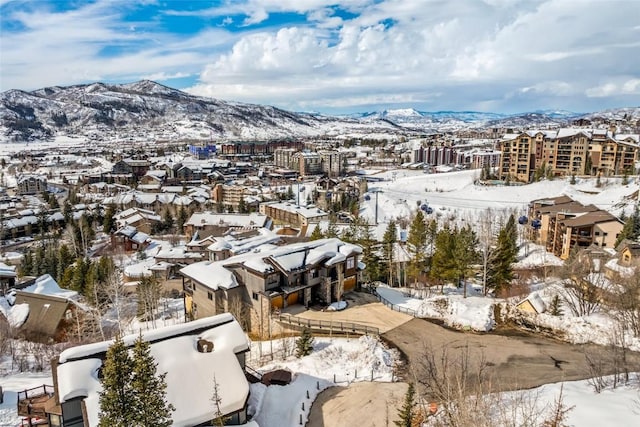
[1,0,639,112]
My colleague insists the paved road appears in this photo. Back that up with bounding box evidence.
[306,293,640,426]
[383,317,640,392]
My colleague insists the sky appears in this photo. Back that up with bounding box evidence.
[0,0,639,114]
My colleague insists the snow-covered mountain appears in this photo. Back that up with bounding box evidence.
[0,80,403,142]
[1,80,638,142]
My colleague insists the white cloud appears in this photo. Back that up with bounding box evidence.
[2,0,639,113]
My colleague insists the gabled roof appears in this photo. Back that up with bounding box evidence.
[561,211,622,227]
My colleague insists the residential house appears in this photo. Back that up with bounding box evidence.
[111,158,150,178]
[183,212,271,240]
[110,225,151,252]
[0,262,17,295]
[180,238,362,336]
[604,240,640,279]
[10,274,87,341]
[47,313,251,427]
[113,207,162,234]
[259,201,328,229]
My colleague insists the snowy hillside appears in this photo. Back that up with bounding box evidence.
[0,80,402,142]
[2,80,638,142]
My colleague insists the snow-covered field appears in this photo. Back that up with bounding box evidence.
[359,169,639,223]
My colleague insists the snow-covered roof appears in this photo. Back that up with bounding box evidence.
[260,201,328,219]
[57,313,250,427]
[185,212,269,228]
[519,292,546,313]
[182,238,362,289]
[21,274,78,300]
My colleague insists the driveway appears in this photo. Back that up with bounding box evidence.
[292,291,413,334]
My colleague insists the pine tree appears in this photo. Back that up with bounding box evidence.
[295,327,315,358]
[407,211,427,284]
[177,205,189,231]
[359,221,382,282]
[394,382,416,427]
[382,221,398,286]
[549,295,563,316]
[454,225,479,297]
[486,214,518,294]
[616,203,640,246]
[325,216,339,238]
[162,208,174,233]
[98,334,135,427]
[310,224,324,240]
[130,334,174,427]
[430,226,458,286]
[103,206,115,233]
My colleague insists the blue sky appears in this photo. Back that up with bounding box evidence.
[0,0,639,114]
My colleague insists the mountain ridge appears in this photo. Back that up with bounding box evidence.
[1,80,638,142]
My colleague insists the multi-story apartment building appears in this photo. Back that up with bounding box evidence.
[292,151,322,176]
[319,150,344,177]
[528,196,623,259]
[16,174,47,195]
[499,127,640,183]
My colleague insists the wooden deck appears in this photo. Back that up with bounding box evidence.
[17,385,55,427]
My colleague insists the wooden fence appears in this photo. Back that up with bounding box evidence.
[273,313,380,336]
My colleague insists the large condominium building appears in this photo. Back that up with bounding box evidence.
[273,148,345,177]
[499,127,639,183]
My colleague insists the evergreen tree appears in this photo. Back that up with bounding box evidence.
[454,225,479,297]
[98,334,135,427]
[430,226,458,285]
[19,249,34,276]
[295,327,315,358]
[237,197,248,214]
[570,173,576,185]
[359,221,382,282]
[162,208,174,233]
[103,206,115,233]
[486,214,518,294]
[382,221,398,286]
[177,205,189,231]
[309,224,324,240]
[616,203,640,246]
[407,211,427,284]
[549,295,563,316]
[394,382,416,427]
[325,217,338,238]
[130,334,174,427]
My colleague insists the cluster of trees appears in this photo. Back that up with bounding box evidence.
[310,208,519,294]
[98,333,174,427]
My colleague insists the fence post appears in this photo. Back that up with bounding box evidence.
[307,390,310,399]
[333,373,336,383]
[300,414,303,425]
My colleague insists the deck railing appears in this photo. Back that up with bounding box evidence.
[273,313,379,336]
[16,385,54,402]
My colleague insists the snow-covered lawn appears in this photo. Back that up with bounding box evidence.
[375,285,497,332]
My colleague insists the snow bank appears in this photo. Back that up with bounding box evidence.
[376,285,496,332]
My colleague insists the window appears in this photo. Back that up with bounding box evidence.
[311,269,319,278]
[594,231,600,236]
[252,292,259,301]
[207,292,213,300]
[346,257,355,269]
[603,232,608,237]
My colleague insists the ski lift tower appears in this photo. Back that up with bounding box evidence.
[371,188,383,224]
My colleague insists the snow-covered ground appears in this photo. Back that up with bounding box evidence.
[359,169,639,224]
